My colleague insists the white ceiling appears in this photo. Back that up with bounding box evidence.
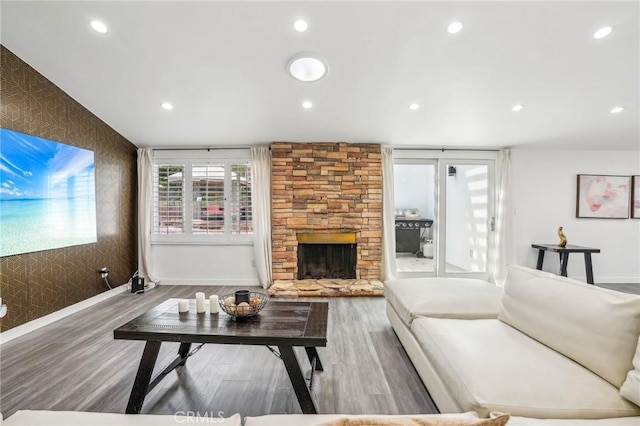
[1,1,638,150]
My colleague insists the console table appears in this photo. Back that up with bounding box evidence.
[531,244,600,284]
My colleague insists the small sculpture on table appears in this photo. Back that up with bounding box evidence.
[558,226,568,248]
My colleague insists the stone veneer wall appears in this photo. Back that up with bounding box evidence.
[271,142,382,281]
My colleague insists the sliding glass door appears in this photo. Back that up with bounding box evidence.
[394,155,495,280]
[393,161,436,275]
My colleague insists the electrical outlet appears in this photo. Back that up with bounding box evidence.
[100,267,109,278]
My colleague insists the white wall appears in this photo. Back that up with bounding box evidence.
[510,149,640,283]
[151,244,259,285]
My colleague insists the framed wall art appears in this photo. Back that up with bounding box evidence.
[576,174,630,219]
[632,175,640,219]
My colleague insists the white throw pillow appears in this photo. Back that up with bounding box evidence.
[498,265,640,388]
[620,335,640,406]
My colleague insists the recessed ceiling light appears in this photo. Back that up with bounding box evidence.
[294,19,308,32]
[594,26,614,39]
[302,101,313,109]
[409,103,421,110]
[610,106,624,114]
[447,21,463,34]
[161,102,174,110]
[512,104,524,112]
[288,54,328,82]
[90,20,108,34]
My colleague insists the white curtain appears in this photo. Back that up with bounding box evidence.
[251,146,273,288]
[488,149,513,286]
[137,148,158,283]
[381,147,397,281]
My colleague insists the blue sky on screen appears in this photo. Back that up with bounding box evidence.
[0,128,95,200]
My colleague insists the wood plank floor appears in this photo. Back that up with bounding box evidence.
[596,283,640,294]
[0,286,436,418]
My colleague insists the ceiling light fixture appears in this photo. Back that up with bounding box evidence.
[409,103,421,110]
[447,21,463,34]
[294,19,308,32]
[512,104,524,112]
[302,101,313,109]
[288,54,328,82]
[594,26,614,39]
[610,106,624,114]
[161,102,174,110]
[90,20,108,34]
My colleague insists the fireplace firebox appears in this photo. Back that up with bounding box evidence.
[296,233,357,280]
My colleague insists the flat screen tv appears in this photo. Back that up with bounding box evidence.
[0,128,97,257]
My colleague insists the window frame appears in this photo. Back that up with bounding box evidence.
[151,149,252,245]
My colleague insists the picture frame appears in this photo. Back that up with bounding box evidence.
[576,174,630,219]
[632,175,640,219]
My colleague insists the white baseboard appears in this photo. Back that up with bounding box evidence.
[0,285,127,345]
[158,278,261,286]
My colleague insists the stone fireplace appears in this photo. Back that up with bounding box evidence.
[270,142,383,286]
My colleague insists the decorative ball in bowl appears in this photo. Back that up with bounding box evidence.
[219,291,268,319]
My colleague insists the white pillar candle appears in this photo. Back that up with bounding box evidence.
[178,299,189,313]
[209,295,219,314]
[195,292,206,313]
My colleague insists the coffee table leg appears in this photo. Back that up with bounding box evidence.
[126,340,161,414]
[305,347,324,371]
[279,346,317,414]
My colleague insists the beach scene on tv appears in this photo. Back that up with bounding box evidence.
[0,128,97,257]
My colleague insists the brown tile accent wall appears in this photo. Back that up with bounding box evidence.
[271,142,382,281]
[0,45,137,332]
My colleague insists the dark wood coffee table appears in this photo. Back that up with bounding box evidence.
[113,299,328,414]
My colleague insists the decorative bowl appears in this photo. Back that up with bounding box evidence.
[219,291,268,318]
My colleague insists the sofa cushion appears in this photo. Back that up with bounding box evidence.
[620,335,640,406]
[244,413,483,426]
[2,410,242,425]
[384,277,503,326]
[411,317,640,419]
[498,265,640,388]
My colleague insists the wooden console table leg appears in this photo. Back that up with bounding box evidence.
[126,340,161,414]
[536,250,545,270]
[559,252,569,277]
[584,253,595,285]
[279,346,317,414]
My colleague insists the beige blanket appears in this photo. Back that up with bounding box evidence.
[320,413,510,426]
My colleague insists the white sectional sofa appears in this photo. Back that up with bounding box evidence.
[384,265,640,421]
